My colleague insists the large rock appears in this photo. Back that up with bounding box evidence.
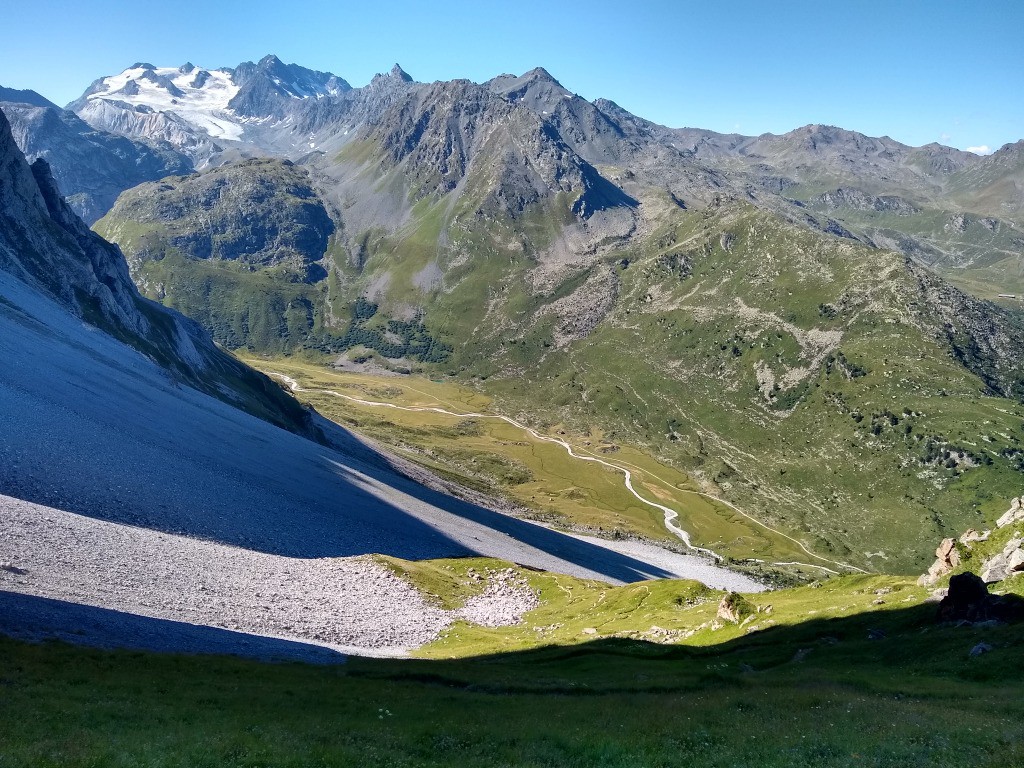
[716,592,754,624]
[937,571,1024,623]
[996,497,1024,528]
[980,538,1024,583]
[937,572,990,622]
[918,537,961,586]
[959,529,990,545]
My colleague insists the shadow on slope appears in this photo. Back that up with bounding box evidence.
[314,427,680,582]
[349,598,1024,695]
[3,601,1024,768]
[0,277,677,583]
[0,591,347,665]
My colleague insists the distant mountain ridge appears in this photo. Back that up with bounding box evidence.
[0,86,58,109]
[67,55,352,164]
[17,55,1017,297]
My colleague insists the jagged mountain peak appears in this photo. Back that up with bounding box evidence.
[993,138,1024,156]
[389,63,413,82]
[522,66,561,84]
[235,54,350,93]
[369,63,415,86]
[258,53,285,68]
[593,97,622,112]
[228,55,350,123]
[488,66,570,101]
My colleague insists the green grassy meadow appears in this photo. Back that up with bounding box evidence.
[3,582,1023,768]
[243,357,824,571]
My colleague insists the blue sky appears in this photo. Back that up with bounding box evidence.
[3,0,1021,152]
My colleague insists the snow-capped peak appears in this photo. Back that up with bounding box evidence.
[81,64,243,141]
[69,57,352,163]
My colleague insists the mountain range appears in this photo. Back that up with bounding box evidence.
[2,55,1023,572]
[0,105,711,589]
[4,46,1024,768]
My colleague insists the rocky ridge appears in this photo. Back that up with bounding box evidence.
[0,92,192,223]
[0,107,309,432]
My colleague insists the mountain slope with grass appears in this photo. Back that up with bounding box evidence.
[94,158,340,353]
[3,525,1024,766]
[91,65,1024,572]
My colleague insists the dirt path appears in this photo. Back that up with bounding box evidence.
[271,372,866,575]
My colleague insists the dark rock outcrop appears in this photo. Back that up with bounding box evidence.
[937,571,1024,623]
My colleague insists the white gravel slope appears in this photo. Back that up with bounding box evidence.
[0,495,450,656]
[0,495,546,658]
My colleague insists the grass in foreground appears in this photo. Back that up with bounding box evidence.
[2,595,1023,768]
[378,555,1024,659]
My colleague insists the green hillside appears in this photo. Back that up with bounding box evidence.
[94,99,1024,574]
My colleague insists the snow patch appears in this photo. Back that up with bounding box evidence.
[86,65,243,141]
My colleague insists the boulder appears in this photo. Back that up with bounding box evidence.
[937,572,989,622]
[982,555,1010,584]
[959,529,990,545]
[918,537,961,586]
[969,642,993,657]
[996,497,1024,528]
[937,571,1024,623]
[717,592,754,624]
[980,538,1024,583]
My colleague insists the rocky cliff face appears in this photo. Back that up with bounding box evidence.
[0,108,311,434]
[1,94,191,223]
[365,76,637,219]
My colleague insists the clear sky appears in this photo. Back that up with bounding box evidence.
[3,0,1021,152]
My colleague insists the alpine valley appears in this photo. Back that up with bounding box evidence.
[2,51,1024,768]
[13,54,1020,572]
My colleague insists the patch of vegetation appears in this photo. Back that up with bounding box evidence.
[245,358,814,566]
[305,298,453,362]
